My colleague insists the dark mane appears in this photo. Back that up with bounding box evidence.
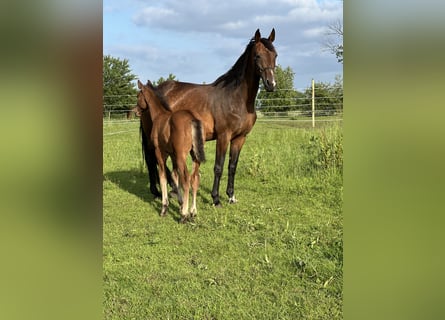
[212,38,275,88]
[212,40,254,88]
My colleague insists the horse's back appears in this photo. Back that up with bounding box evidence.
[156,79,256,139]
[158,81,215,139]
[157,81,210,103]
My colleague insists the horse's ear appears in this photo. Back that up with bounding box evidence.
[137,80,143,89]
[268,28,275,43]
[254,29,261,42]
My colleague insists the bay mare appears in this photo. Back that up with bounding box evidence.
[140,28,277,206]
[135,80,206,223]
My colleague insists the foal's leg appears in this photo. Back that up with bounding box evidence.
[156,151,169,216]
[170,168,183,205]
[166,166,179,197]
[190,161,201,218]
[211,135,230,207]
[226,135,246,204]
[170,156,183,205]
[177,158,191,223]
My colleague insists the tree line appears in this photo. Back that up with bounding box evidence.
[256,66,343,115]
[103,55,343,115]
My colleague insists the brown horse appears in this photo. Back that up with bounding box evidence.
[135,80,206,223]
[140,28,277,206]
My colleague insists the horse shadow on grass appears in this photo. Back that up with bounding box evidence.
[104,170,214,222]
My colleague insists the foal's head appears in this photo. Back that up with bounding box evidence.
[135,80,151,114]
[252,28,277,92]
[135,80,171,116]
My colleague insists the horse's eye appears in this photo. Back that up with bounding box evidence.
[255,55,261,60]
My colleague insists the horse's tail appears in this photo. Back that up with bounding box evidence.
[191,119,206,163]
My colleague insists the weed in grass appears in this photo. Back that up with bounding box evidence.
[300,123,343,175]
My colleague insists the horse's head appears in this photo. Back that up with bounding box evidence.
[253,28,277,92]
[135,80,147,113]
[135,79,156,114]
[136,79,172,118]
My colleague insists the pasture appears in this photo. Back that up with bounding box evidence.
[103,119,343,319]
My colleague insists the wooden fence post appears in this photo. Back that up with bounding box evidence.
[311,79,315,128]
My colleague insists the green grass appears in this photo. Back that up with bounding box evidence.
[103,119,343,319]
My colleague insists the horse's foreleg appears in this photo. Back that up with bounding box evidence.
[146,147,161,198]
[211,137,230,207]
[227,135,246,204]
[141,120,161,198]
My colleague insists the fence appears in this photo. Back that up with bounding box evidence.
[103,110,138,121]
[103,80,343,126]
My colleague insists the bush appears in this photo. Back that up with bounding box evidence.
[301,124,343,174]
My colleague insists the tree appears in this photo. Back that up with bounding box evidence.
[152,73,177,86]
[256,65,299,112]
[324,19,343,63]
[103,55,138,111]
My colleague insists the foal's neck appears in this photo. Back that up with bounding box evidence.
[145,89,171,121]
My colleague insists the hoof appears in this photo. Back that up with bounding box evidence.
[179,216,189,224]
[228,196,237,204]
[168,190,179,199]
[151,189,162,198]
[160,205,168,217]
[212,202,222,208]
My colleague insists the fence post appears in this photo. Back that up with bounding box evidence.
[311,79,315,128]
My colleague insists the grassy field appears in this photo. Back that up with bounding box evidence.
[103,119,343,319]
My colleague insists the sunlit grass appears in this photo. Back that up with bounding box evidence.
[103,120,343,319]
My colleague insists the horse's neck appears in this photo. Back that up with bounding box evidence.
[146,92,170,121]
[247,75,260,103]
[241,62,260,109]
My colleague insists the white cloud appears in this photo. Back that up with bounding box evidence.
[220,21,247,31]
[104,0,343,88]
[303,26,328,38]
[133,7,177,26]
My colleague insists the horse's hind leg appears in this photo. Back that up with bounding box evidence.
[177,160,191,223]
[190,161,200,218]
[166,166,179,198]
[156,152,169,217]
[170,168,183,206]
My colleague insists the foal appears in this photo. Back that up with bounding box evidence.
[135,80,206,223]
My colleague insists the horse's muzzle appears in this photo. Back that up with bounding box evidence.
[264,80,276,92]
[261,69,276,92]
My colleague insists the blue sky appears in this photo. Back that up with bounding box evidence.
[104,0,343,90]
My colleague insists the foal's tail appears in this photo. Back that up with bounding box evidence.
[191,119,206,163]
